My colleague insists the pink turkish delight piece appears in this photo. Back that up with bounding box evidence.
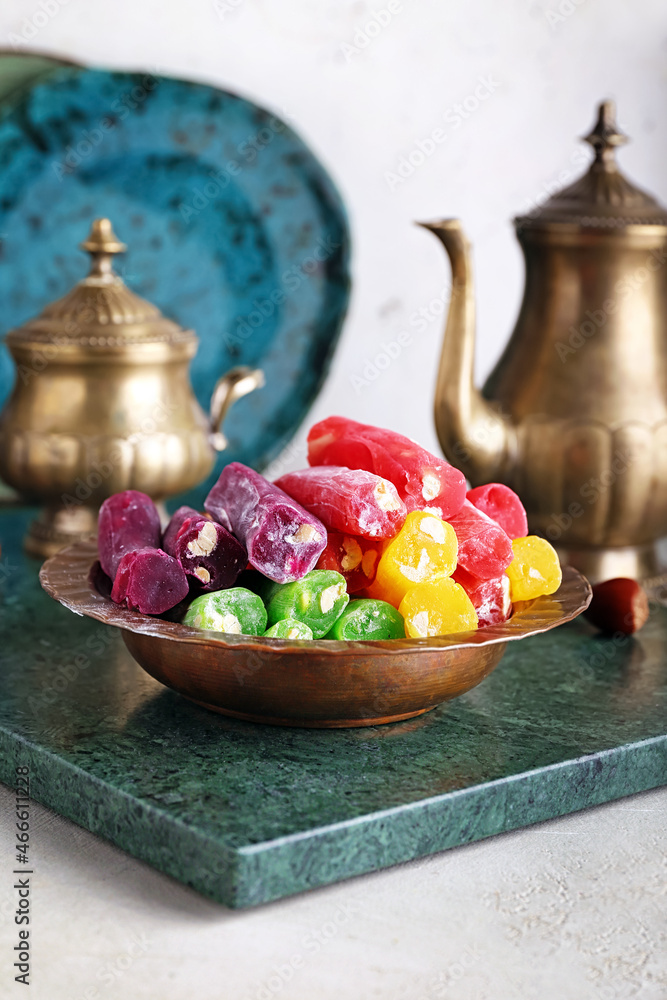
[466,483,528,539]
[453,566,512,626]
[162,505,202,556]
[98,490,161,579]
[110,547,189,614]
[307,416,466,518]
[446,499,514,580]
[172,516,246,591]
[204,462,327,583]
[274,466,406,539]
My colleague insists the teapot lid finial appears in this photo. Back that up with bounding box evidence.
[515,99,667,230]
[583,100,628,166]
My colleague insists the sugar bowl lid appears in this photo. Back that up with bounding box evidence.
[6,218,195,349]
[515,100,667,230]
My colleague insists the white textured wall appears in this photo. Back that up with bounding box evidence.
[2,0,667,468]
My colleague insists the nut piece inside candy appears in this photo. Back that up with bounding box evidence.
[420,516,446,543]
[289,524,321,545]
[374,480,402,511]
[399,550,430,583]
[194,566,211,584]
[583,577,649,635]
[341,537,363,571]
[188,520,218,557]
[320,583,344,613]
[421,472,440,501]
[411,610,431,636]
[361,549,378,577]
[501,575,512,618]
[222,613,242,633]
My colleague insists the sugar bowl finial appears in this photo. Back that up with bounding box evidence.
[79,218,127,278]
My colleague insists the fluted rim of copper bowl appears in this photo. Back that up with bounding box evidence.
[40,539,592,653]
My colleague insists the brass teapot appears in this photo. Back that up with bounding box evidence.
[423,101,667,585]
[0,218,264,557]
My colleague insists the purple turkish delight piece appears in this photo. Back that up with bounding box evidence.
[110,547,189,614]
[172,516,246,591]
[162,505,202,556]
[204,462,327,583]
[98,490,161,578]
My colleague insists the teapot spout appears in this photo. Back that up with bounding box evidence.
[418,219,513,484]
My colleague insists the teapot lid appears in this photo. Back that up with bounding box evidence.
[6,218,196,349]
[515,101,667,230]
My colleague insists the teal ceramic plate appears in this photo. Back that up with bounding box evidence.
[0,66,350,496]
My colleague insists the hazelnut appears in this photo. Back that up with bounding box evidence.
[583,577,649,635]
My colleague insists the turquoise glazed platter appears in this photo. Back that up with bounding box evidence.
[0,66,350,493]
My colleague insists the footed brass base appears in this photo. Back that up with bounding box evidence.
[25,505,99,560]
[557,540,667,598]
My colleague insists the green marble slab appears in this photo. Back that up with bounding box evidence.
[0,509,665,908]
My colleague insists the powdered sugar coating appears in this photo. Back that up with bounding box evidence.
[446,499,514,580]
[205,463,327,584]
[275,466,406,539]
[307,416,466,519]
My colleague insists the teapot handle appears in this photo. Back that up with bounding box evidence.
[208,366,265,452]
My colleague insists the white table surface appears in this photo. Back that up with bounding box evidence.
[1,783,665,1000]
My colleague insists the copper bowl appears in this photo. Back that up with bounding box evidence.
[40,539,591,728]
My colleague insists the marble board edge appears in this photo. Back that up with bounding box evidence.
[0,726,665,908]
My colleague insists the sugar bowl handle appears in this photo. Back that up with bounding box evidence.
[209,366,265,452]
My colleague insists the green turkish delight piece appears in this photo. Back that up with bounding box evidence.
[266,570,348,639]
[325,598,405,640]
[183,587,267,636]
[263,619,314,640]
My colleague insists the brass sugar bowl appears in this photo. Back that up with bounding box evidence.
[0,218,264,557]
[423,101,667,586]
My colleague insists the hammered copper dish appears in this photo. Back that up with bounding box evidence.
[40,540,592,728]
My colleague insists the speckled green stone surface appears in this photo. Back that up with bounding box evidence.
[0,510,665,908]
